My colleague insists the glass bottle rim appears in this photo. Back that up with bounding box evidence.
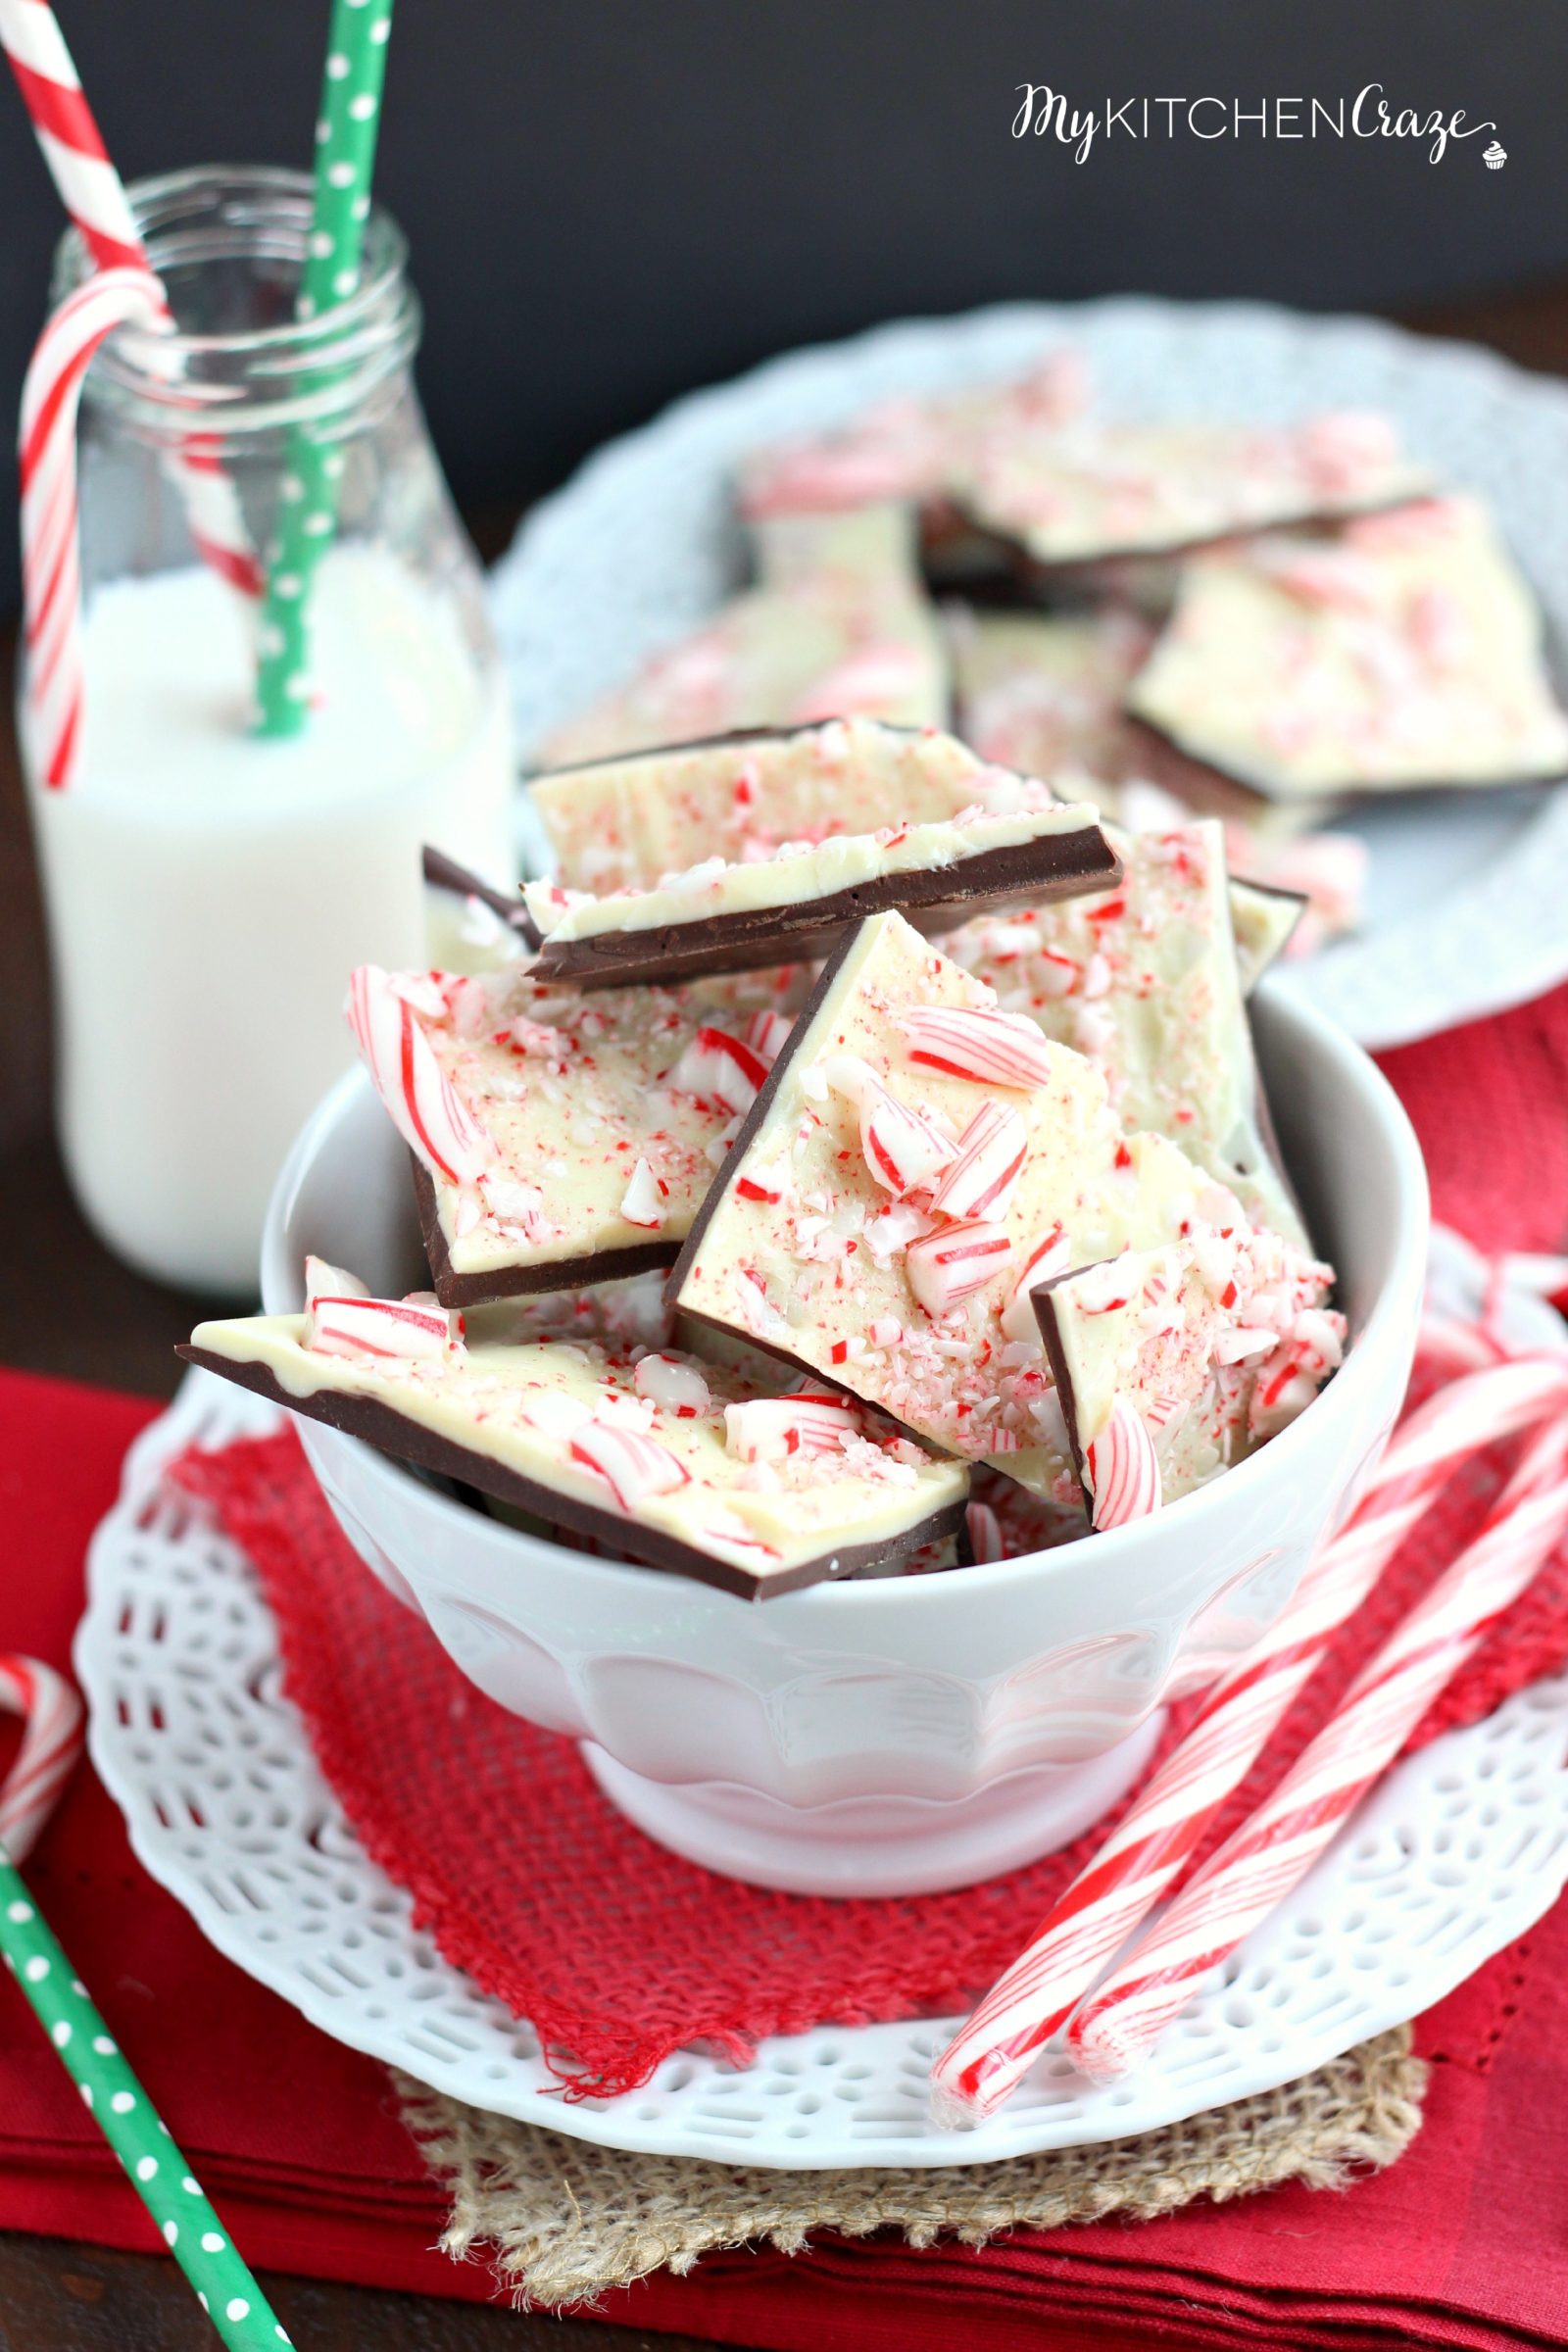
[55,164,421,443]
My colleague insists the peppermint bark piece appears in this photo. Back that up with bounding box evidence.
[1128,498,1568,800]
[736,352,1089,530]
[941,819,1307,1247]
[955,411,1428,570]
[948,605,1291,828]
[520,803,1120,989]
[421,847,534,977]
[528,718,1050,898]
[947,608,1360,959]
[1035,1242,1344,1531]
[535,506,946,769]
[346,961,808,1307]
[1228,875,1307,991]
[180,1295,965,1600]
[666,908,1316,1503]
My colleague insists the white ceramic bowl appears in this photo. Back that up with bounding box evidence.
[259,986,1427,1896]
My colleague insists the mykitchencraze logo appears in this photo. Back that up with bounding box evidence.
[1013,84,1503,168]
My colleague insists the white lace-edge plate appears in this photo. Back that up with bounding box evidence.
[77,1369,1568,2171]
[486,297,1568,1052]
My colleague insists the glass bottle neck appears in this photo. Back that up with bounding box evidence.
[56,164,421,450]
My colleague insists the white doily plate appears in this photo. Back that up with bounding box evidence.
[487,297,1568,1051]
[78,1369,1568,2171]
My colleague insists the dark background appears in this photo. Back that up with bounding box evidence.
[0,0,1563,612]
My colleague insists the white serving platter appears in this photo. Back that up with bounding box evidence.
[488,297,1568,1050]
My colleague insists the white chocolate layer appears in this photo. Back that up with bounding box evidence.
[670,910,1331,1501]
[942,820,1306,1247]
[1045,1230,1346,1493]
[524,804,1107,945]
[394,965,809,1283]
[1129,497,1568,797]
[530,719,1030,898]
[957,415,1428,566]
[188,1311,965,1591]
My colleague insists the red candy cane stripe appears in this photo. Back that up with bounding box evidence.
[1084,1396,1161,1530]
[724,1395,859,1463]
[906,1219,1012,1317]
[1001,1227,1070,1343]
[929,1349,1568,2126]
[0,0,260,605]
[901,1004,1057,1090]
[930,1102,1027,1222]
[1073,1416,1568,2083]
[0,1654,83,1863]
[19,268,167,789]
[346,966,491,1188]
[743,1009,794,1065]
[305,1290,460,1365]
[569,1424,690,1514]
[966,1501,1004,1564]
[670,1027,769,1115]
[618,1156,664,1229]
[305,1254,368,1309]
[861,1088,955,1199]
[0,0,143,267]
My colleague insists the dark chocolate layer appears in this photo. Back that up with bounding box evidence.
[176,1346,964,1601]
[1031,1270,1098,1531]
[525,828,1122,991]
[665,922,861,1317]
[412,1153,680,1310]
[1127,705,1568,808]
[421,846,531,933]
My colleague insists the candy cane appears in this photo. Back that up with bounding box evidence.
[0,1654,83,1863]
[345,965,492,1188]
[669,1027,769,1116]
[1084,1396,1162,1530]
[1073,1415,1568,2082]
[900,1004,1057,1091]
[0,0,260,604]
[930,1102,1027,1222]
[19,267,166,788]
[929,1350,1568,2125]
[569,1423,690,1513]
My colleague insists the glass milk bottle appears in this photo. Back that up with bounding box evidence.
[22,166,516,1295]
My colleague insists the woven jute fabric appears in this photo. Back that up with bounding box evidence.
[396,2026,1426,2309]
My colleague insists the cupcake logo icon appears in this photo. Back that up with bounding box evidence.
[1484,139,1507,170]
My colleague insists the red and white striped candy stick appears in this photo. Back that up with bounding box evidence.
[1072,1413,1568,2083]
[0,0,260,608]
[0,1653,84,1862]
[929,1351,1568,2125]
[20,266,166,787]
[345,964,493,1188]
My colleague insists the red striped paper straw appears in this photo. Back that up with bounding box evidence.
[0,0,260,609]
[930,1350,1568,2125]
[1072,1414,1568,2082]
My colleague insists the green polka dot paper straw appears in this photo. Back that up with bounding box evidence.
[0,1847,290,2348]
[253,0,395,736]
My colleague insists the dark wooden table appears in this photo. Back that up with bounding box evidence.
[3,279,1566,2350]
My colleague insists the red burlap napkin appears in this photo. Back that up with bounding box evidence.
[172,1415,1567,2101]
[5,1355,1568,2352]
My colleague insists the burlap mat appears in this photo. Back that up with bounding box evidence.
[396,2026,1426,2308]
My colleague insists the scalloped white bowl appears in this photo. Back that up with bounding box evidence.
[260,985,1426,1895]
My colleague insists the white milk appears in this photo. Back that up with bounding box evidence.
[24,548,516,1294]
